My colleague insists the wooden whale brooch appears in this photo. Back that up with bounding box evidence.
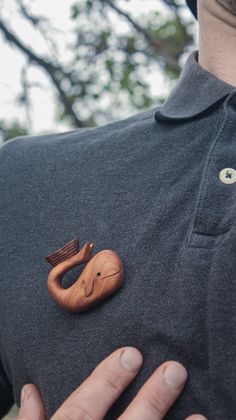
[45,237,124,312]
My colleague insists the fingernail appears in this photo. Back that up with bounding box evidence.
[163,363,188,389]
[120,348,143,372]
[189,416,207,420]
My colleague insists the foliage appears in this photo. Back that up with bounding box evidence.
[0,0,196,142]
[0,120,27,143]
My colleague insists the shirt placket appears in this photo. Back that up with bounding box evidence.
[188,90,236,248]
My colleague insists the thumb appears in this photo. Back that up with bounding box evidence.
[17,384,46,420]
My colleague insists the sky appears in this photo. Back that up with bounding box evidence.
[0,0,198,137]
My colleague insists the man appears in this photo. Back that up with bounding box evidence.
[1,0,236,418]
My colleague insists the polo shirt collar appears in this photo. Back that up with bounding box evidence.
[155,49,235,121]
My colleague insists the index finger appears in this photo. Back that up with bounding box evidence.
[51,346,143,420]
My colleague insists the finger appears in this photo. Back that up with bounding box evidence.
[51,346,143,420]
[17,384,46,420]
[119,361,188,420]
[185,415,207,420]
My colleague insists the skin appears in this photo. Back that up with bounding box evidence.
[198,0,236,87]
[18,1,236,418]
[217,0,236,15]
[17,347,206,420]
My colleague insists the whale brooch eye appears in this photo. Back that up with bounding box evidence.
[45,236,124,313]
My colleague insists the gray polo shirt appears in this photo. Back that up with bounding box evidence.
[1,49,236,420]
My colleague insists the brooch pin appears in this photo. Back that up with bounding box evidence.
[45,237,124,312]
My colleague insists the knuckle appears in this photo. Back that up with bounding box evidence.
[53,405,95,420]
[145,387,169,417]
[99,370,124,395]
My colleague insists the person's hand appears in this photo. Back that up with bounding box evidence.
[17,346,207,420]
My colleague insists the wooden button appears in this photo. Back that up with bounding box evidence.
[45,237,124,312]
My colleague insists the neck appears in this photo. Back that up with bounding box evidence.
[198,0,236,87]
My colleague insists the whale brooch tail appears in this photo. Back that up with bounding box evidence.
[45,237,94,267]
[45,236,124,313]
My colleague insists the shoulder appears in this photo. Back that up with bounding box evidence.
[0,106,161,194]
[0,106,158,158]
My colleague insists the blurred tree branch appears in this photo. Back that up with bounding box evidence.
[100,0,180,71]
[0,19,85,128]
[17,0,61,62]
[0,0,195,141]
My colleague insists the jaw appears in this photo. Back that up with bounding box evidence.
[216,0,236,16]
[198,0,236,31]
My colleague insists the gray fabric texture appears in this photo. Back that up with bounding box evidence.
[1,50,236,419]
